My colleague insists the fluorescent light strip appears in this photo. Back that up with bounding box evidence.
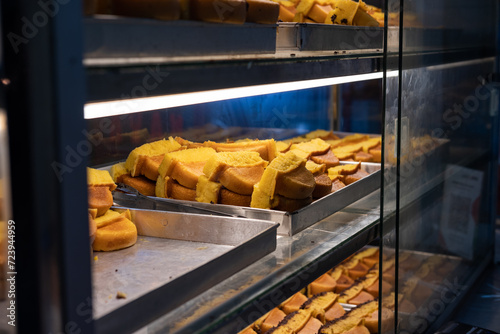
[84,72,392,119]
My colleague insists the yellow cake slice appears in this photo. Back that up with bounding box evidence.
[87,167,116,190]
[110,162,128,183]
[125,137,181,177]
[158,147,217,189]
[325,0,359,25]
[290,138,331,156]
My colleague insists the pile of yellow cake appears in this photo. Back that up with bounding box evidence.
[107,131,379,212]
[273,0,384,26]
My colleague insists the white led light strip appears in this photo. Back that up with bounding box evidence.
[84,71,396,119]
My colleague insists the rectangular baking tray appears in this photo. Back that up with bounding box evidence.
[112,162,381,236]
[84,17,277,61]
[277,23,383,52]
[93,208,278,334]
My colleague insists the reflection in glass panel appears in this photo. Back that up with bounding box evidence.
[396,0,497,332]
[87,87,334,166]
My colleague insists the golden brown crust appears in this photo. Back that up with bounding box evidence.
[219,188,251,207]
[142,154,165,181]
[118,174,156,196]
[88,186,113,217]
[274,195,313,212]
[331,179,346,193]
[169,180,197,201]
[354,152,373,162]
[311,150,340,169]
[93,215,137,252]
[313,173,332,199]
[344,169,370,186]
[275,166,315,200]
[219,166,265,195]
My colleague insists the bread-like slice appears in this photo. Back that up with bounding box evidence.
[332,143,363,156]
[155,175,169,198]
[301,291,338,323]
[305,160,326,175]
[93,210,137,252]
[304,130,339,140]
[344,169,369,185]
[274,195,312,212]
[297,317,323,334]
[281,292,309,314]
[174,136,204,149]
[361,137,381,153]
[87,167,116,190]
[203,151,268,195]
[348,291,374,305]
[276,166,315,200]
[331,178,346,192]
[333,152,355,161]
[205,139,277,161]
[308,274,337,297]
[313,173,332,199]
[110,162,128,183]
[369,145,381,163]
[251,151,305,209]
[328,163,360,178]
[353,152,373,163]
[88,208,98,220]
[290,138,331,156]
[339,134,370,145]
[319,317,364,334]
[118,174,156,196]
[170,179,197,201]
[195,175,222,204]
[88,186,113,217]
[276,141,292,153]
[219,188,251,207]
[125,137,181,177]
[246,0,279,23]
[158,147,217,189]
[288,148,312,160]
[334,274,354,293]
[94,209,122,229]
[260,308,287,333]
[142,155,165,181]
[364,307,394,333]
[324,302,345,322]
[276,309,312,333]
[311,150,340,168]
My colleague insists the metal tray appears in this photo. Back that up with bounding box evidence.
[277,23,383,52]
[113,162,381,236]
[84,17,277,62]
[93,208,278,334]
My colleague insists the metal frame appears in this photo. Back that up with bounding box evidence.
[2,1,92,333]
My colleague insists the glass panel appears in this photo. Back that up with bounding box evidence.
[396,1,497,333]
[381,0,400,332]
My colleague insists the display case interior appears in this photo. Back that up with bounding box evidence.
[1,0,498,333]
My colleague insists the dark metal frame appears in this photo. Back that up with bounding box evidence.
[2,1,93,333]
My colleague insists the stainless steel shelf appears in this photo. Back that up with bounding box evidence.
[136,191,381,334]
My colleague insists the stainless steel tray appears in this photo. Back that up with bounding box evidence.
[113,162,381,236]
[93,208,278,334]
[85,17,277,62]
[277,23,383,52]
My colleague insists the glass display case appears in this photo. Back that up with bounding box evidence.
[1,0,498,333]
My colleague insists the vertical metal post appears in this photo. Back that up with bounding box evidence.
[2,1,93,333]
